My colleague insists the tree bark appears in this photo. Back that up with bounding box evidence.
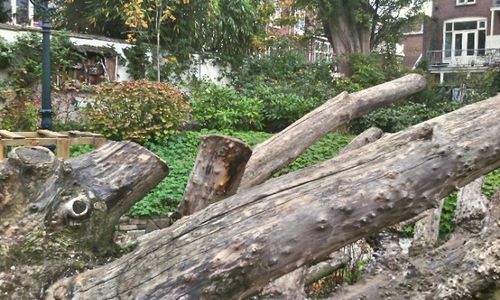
[454,176,488,233]
[173,135,252,220]
[331,189,500,300]
[258,126,383,297]
[47,94,500,299]
[408,197,445,255]
[338,127,383,155]
[239,74,426,190]
[0,141,168,298]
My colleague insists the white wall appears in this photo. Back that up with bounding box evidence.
[0,25,232,85]
[486,35,500,49]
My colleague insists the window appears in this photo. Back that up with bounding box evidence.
[456,0,476,5]
[443,18,487,58]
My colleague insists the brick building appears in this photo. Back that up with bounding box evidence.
[404,0,500,82]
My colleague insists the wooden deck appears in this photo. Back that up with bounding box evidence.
[0,130,107,159]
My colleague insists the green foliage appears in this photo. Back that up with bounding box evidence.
[349,53,387,88]
[439,193,457,238]
[189,82,264,131]
[5,32,81,89]
[122,43,148,80]
[70,144,96,158]
[275,133,353,176]
[85,80,190,144]
[483,168,500,199]
[353,100,462,133]
[0,37,11,69]
[226,38,336,131]
[0,32,85,131]
[0,91,39,131]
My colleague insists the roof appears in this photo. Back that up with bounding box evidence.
[71,44,118,57]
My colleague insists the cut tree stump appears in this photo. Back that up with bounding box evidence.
[173,135,252,220]
[46,94,500,299]
[0,141,168,298]
[239,74,426,189]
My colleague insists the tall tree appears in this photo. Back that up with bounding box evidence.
[295,0,426,75]
[56,0,270,80]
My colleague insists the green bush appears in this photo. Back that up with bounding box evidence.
[85,80,191,144]
[274,133,353,176]
[352,100,462,133]
[483,168,500,199]
[228,38,336,131]
[0,93,39,131]
[241,83,320,132]
[189,82,264,131]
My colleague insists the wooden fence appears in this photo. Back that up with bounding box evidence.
[0,130,106,159]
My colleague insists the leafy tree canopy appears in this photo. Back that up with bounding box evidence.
[55,0,272,65]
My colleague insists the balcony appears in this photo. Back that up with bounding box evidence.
[427,48,500,71]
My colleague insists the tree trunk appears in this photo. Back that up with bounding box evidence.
[0,141,168,298]
[258,126,383,297]
[47,94,500,299]
[173,135,252,220]
[331,189,500,300]
[338,127,383,155]
[239,74,426,190]
[322,2,371,75]
[454,176,488,233]
[408,197,445,255]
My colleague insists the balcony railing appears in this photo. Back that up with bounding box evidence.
[427,48,500,69]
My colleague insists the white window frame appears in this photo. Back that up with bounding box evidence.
[456,0,476,6]
[442,17,487,61]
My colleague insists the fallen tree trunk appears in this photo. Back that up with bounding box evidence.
[0,142,168,298]
[47,94,500,299]
[239,74,426,189]
[259,127,383,298]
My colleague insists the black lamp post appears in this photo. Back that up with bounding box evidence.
[29,0,57,130]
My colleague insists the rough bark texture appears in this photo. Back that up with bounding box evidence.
[331,189,500,300]
[338,127,383,156]
[173,135,252,220]
[47,95,500,299]
[409,197,445,255]
[454,176,488,233]
[258,126,383,298]
[0,142,168,298]
[239,74,427,190]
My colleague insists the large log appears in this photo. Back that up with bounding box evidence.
[259,126,383,298]
[0,141,168,298]
[47,95,500,299]
[239,74,427,189]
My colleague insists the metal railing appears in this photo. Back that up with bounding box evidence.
[426,48,500,68]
